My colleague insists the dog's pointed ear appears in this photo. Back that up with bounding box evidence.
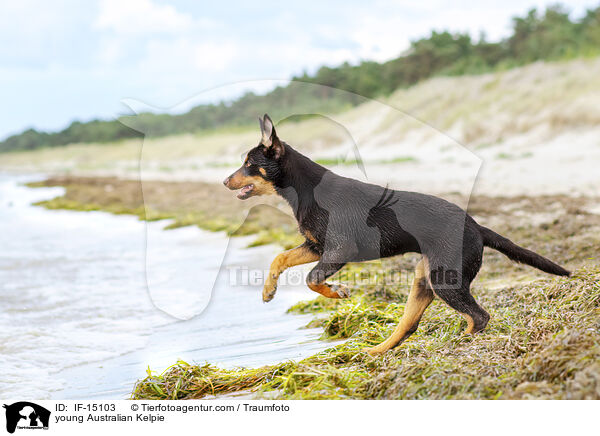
[258,116,265,139]
[260,114,275,147]
[260,113,284,159]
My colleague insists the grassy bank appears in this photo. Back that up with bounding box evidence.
[127,191,599,399]
[28,176,600,399]
[131,266,599,400]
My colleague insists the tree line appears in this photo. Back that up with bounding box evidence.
[2,4,599,152]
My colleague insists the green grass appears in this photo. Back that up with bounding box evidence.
[35,194,303,249]
[131,267,600,400]
[130,191,600,399]
[27,177,303,249]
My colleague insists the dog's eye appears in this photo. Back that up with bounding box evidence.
[245,161,252,168]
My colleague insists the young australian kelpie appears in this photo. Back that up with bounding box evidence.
[223,114,570,355]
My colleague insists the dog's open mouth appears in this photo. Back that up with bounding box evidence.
[237,184,254,199]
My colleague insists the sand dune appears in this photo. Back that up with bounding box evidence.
[2,58,600,197]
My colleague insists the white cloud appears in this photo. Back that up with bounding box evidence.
[343,17,411,63]
[193,42,238,72]
[0,1,87,64]
[138,38,238,74]
[95,36,123,65]
[93,0,233,74]
[94,0,193,35]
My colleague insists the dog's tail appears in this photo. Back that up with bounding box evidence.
[479,225,570,276]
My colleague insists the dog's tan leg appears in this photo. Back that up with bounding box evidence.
[263,243,319,302]
[366,259,434,355]
[462,314,476,334]
[306,282,350,299]
[305,260,350,299]
[460,311,489,334]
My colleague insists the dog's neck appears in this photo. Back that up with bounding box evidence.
[274,144,328,221]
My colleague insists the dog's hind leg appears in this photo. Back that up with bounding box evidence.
[366,259,434,355]
[434,284,490,334]
[427,249,490,334]
[306,260,349,299]
[263,242,320,302]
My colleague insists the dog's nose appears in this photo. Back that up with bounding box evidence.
[223,176,231,187]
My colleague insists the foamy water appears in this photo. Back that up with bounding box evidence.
[0,174,330,399]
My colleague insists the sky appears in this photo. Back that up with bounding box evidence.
[1,0,599,140]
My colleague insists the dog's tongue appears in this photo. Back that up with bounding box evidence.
[237,184,253,198]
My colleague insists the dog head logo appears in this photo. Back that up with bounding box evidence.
[3,402,50,434]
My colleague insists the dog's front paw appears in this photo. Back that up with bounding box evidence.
[330,284,351,299]
[262,283,277,302]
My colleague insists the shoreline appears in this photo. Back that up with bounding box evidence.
[24,174,600,399]
[1,173,338,399]
[27,175,303,250]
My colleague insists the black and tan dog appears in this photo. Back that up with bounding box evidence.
[224,114,570,355]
